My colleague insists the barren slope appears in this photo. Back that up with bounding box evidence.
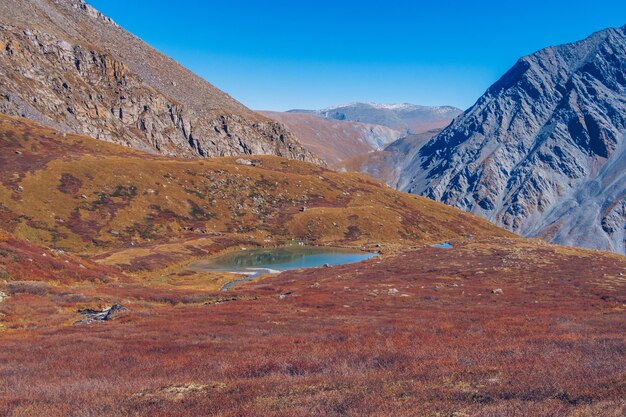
[338,129,442,187]
[402,25,626,254]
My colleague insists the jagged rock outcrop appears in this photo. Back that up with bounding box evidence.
[401,25,626,254]
[0,0,322,163]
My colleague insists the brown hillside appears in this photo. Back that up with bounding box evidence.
[261,111,403,166]
[0,114,510,266]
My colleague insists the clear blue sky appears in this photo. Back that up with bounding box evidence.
[89,0,626,111]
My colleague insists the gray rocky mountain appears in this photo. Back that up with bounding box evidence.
[305,102,462,134]
[401,25,626,254]
[0,0,321,163]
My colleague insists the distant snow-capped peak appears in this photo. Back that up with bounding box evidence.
[321,102,458,112]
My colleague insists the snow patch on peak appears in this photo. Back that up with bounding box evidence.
[323,102,419,112]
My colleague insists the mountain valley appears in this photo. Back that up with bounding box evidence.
[0,1,624,416]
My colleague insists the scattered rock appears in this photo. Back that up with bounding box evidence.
[279,291,293,300]
[77,304,127,323]
[134,382,226,402]
[14,150,22,155]
[235,158,253,166]
[491,288,503,295]
[0,291,6,302]
[388,288,399,295]
[15,185,23,193]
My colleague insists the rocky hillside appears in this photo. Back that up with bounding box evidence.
[0,0,321,163]
[261,111,404,165]
[400,25,626,254]
[311,102,461,134]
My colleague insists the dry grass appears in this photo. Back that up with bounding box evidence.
[0,115,624,416]
[0,113,509,276]
[0,238,624,416]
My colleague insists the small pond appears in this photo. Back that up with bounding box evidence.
[189,246,379,291]
[433,242,454,249]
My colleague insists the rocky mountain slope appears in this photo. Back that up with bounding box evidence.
[309,102,462,134]
[261,110,404,165]
[0,0,321,163]
[401,25,626,254]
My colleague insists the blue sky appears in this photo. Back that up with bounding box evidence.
[89,0,626,111]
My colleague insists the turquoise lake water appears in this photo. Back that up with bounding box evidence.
[189,246,378,290]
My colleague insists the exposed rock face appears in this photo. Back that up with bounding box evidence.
[260,110,404,165]
[0,0,322,163]
[401,26,626,254]
[310,102,462,134]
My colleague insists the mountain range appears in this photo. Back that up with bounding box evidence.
[262,103,460,166]
[340,26,626,254]
[0,0,623,255]
[310,102,462,134]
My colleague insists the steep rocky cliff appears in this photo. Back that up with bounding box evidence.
[401,26,626,254]
[0,0,321,163]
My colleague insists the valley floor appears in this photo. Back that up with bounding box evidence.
[1,238,624,416]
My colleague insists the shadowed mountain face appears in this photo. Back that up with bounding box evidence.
[310,102,462,134]
[0,0,321,163]
[401,25,626,254]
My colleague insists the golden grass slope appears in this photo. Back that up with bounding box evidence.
[0,114,512,267]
